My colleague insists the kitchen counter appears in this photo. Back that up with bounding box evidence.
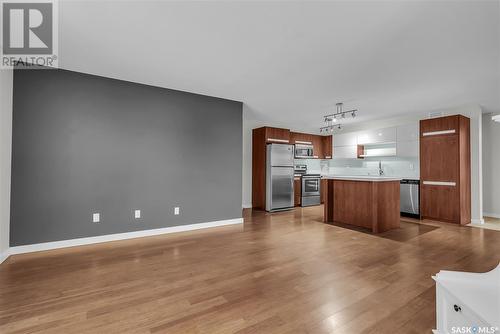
[322,175,402,182]
[323,177,400,233]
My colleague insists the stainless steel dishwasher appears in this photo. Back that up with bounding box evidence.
[400,179,420,218]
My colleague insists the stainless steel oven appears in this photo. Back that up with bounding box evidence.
[294,144,314,159]
[301,174,321,206]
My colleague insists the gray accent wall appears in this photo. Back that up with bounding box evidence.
[10,69,242,246]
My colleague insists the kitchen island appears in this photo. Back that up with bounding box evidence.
[323,176,401,233]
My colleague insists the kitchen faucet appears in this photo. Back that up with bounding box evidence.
[378,161,384,176]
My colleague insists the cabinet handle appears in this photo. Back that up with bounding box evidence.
[267,138,289,143]
[422,129,456,137]
[453,304,462,313]
[313,155,319,158]
[295,140,313,145]
[423,181,456,186]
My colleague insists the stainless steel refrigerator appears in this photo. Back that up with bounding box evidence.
[266,143,294,212]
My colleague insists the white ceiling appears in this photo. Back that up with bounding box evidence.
[59,1,500,133]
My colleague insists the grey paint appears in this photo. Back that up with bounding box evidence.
[10,69,242,246]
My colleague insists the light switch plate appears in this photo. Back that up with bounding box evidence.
[92,213,100,223]
[174,207,180,215]
[134,209,141,219]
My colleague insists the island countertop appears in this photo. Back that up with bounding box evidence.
[321,175,402,182]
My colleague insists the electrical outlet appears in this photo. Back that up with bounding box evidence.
[92,213,100,223]
[174,207,180,215]
[134,209,141,219]
[409,163,414,170]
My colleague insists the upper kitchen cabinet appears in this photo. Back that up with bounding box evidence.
[290,132,313,145]
[333,132,357,147]
[290,132,332,159]
[332,145,358,159]
[397,123,419,142]
[420,116,459,135]
[321,135,333,159]
[312,135,322,158]
[396,122,419,158]
[357,127,397,145]
[332,132,357,159]
[264,127,290,143]
[396,140,419,158]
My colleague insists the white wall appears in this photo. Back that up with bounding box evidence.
[482,113,500,218]
[457,105,483,224]
[0,69,13,263]
[242,105,265,208]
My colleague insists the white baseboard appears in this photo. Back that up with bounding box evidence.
[242,204,252,209]
[471,218,485,225]
[0,249,10,265]
[484,212,500,219]
[7,217,243,257]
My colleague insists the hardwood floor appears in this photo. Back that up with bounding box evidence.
[1,206,499,333]
[476,216,500,231]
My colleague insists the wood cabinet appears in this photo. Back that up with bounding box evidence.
[290,132,313,145]
[321,136,333,159]
[264,127,290,143]
[420,116,459,135]
[323,179,400,233]
[253,126,290,210]
[290,132,332,159]
[294,178,301,206]
[420,115,470,225]
[253,126,332,209]
[312,135,322,158]
[320,178,327,204]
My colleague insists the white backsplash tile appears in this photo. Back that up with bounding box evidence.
[295,157,419,179]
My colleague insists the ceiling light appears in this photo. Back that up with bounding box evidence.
[320,102,358,133]
[493,115,500,122]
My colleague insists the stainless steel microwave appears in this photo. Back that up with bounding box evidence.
[294,144,314,158]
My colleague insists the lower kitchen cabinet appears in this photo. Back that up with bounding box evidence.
[294,178,301,206]
[420,184,460,223]
[320,179,327,204]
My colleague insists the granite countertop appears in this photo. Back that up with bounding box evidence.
[321,175,402,182]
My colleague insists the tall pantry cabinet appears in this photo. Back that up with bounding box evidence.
[419,115,471,225]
